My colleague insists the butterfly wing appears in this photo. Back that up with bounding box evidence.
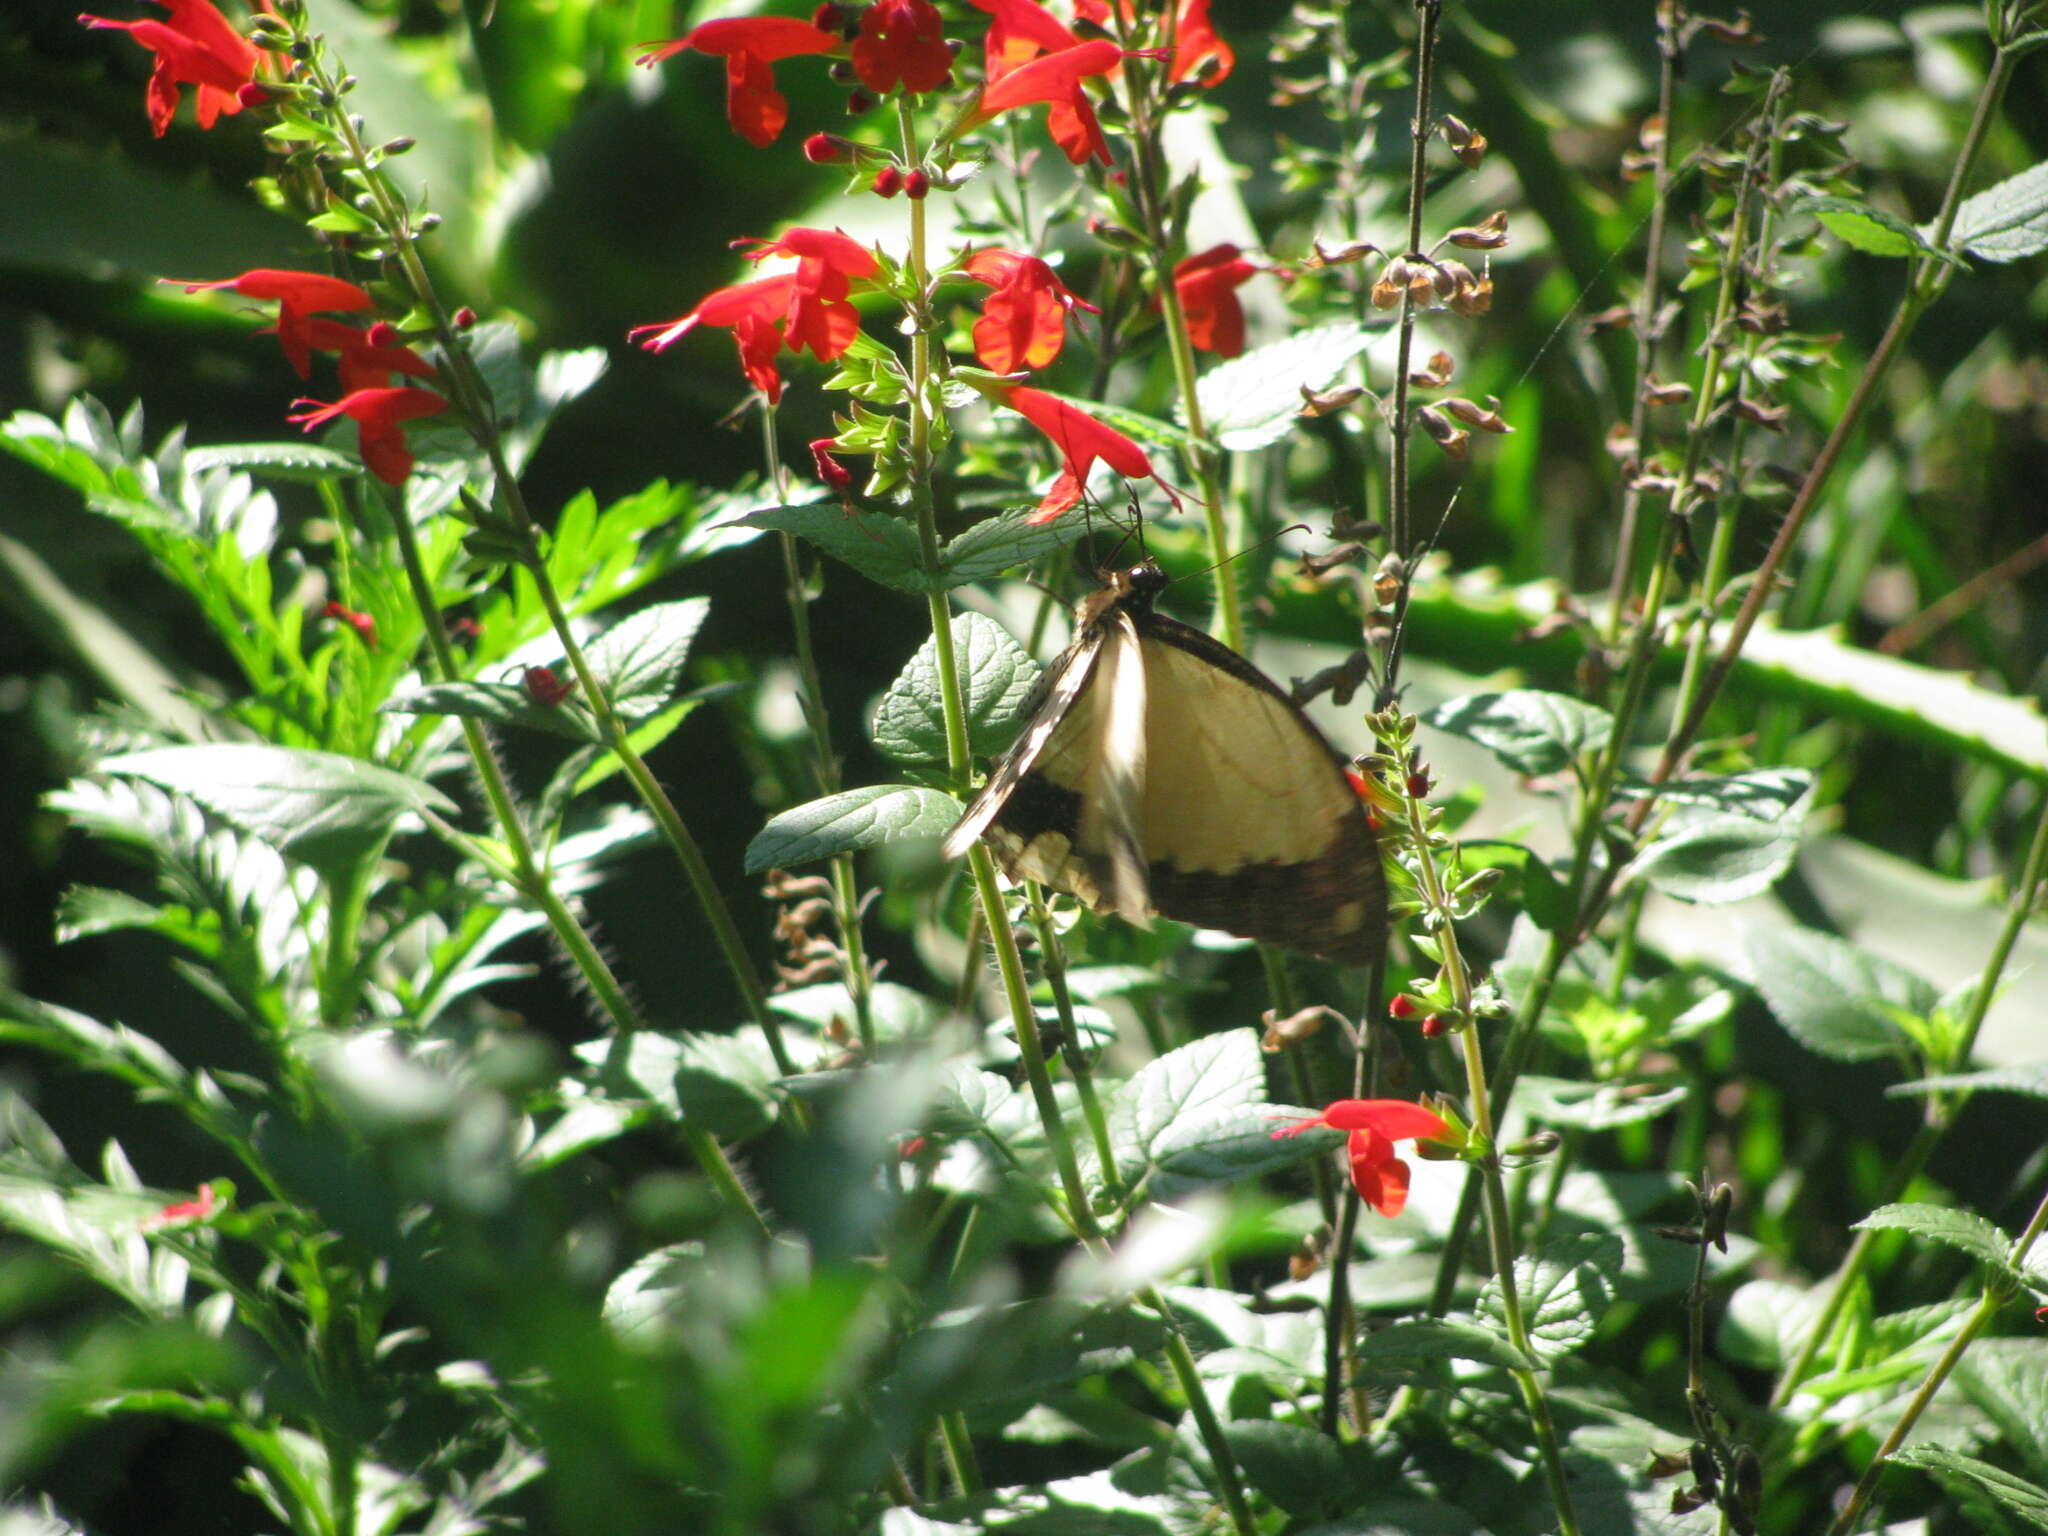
[1130,615,1386,966]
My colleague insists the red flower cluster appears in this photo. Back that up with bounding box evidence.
[850,0,952,95]
[80,0,262,137]
[630,227,878,404]
[1270,1098,1449,1217]
[637,16,842,148]
[963,248,1097,374]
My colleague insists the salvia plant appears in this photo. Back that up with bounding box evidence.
[2,0,2047,1534]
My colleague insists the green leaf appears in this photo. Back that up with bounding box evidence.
[185,442,364,480]
[1516,1075,1691,1132]
[1457,841,1574,930]
[1224,1419,1347,1520]
[573,698,707,795]
[94,745,454,877]
[583,598,711,722]
[1940,159,2048,265]
[385,681,599,742]
[672,1033,781,1141]
[1718,1279,1826,1369]
[1105,1028,1266,1190]
[1478,1232,1621,1365]
[1886,1444,2048,1532]
[936,506,1096,588]
[733,504,923,592]
[873,613,1042,765]
[1854,1202,2014,1272]
[1144,1105,1334,1200]
[743,786,961,873]
[1956,1340,2048,1477]
[1739,925,1928,1061]
[1357,1319,1534,1373]
[1890,1062,2048,1102]
[1423,689,1612,776]
[1191,322,1372,452]
[1615,766,1813,819]
[1627,809,1801,904]
[1795,194,1965,267]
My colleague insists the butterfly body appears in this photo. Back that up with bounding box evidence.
[942,562,1387,966]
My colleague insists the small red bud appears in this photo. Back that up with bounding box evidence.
[803,132,848,164]
[898,1135,928,1161]
[809,437,854,491]
[1388,994,1418,1020]
[1406,770,1431,798]
[1420,1015,1447,1039]
[903,168,930,199]
[846,90,874,115]
[235,82,272,110]
[446,615,480,644]
[452,306,477,329]
[872,165,902,198]
[521,665,573,707]
[811,1,848,27]
[322,600,377,647]
[366,319,400,347]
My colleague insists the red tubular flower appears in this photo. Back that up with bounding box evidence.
[1270,1099,1449,1217]
[850,0,952,95]
[142,1183,218,1229]
[995,384,1153,522]
[322,600,378,647]
[1171,243,1257,358]
[288,386,447,486]
[299,318,437,394]
[964,248,1098,374]
[80,0,259,137]
[635,229,873,402]
[809,438,854,492]
[966,0,1077,80]
[166,269,374,378]
[968,38,1133,165]
[637,16,841,148]
[1168,0,1232,84]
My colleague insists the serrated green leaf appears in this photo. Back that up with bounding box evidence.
[937,506,1096,588]
[1357,1318,1534,1373]
[54,886,169,944]
[1191,323,1372,452]
[1423,690,1613,776]
[385,681,599,742]
[1887,1443,2048,1531]
[1854,1202,2014,1272]
[1940,159,2048,265]
[1106,1029,1266,1190]
[743,786,961,873]
[1143,1106,1333,1199]
[1795,194,1958,263]
[1890,1062,2048,1101]
[873,613,1042,765]
[94,745,453,878]
[1516,1075,1691,1131]
[733,504,924,591]
[1479,1232,1621,1365]
[672,1033,780,1141]
[184,443,363,480]
[1616,766,1813,819]
[1628,808,1801,904]
[583,598,710,722]
[1740,925,1927,1061]
[1956,1340,2048,1477]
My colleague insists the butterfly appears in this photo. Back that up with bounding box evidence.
[942,560,1388,966]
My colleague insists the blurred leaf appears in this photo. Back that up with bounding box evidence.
[743,786,961,872]
[1224,1419,1347,1519]
[1889,1063,2048,1101]
[1627,809,1801,904]
[1105,1029,1266,1190]
[1795,194,1966,267]
[672,1034,780,1142]
[938,507,1097,588]
[1719,1279,1825,1369]
[1885,1444,2048,1530]
[573,697,710,795]
[873,612,1042,764]
[1357,1319,1534,1373]
[1423,690,1612,776]
[1615,767,1813,819]
[1457,841,1574,930]
[1939,159,2048,264]
[1479,1232,1621,1366]
[1956,1340,2048,1477]
[94,745,453,878]
[1516,1076,1691,1132]
[1854,1202,2014,1272]
[1739,926,1928,1061]
[1192,323,1371,451]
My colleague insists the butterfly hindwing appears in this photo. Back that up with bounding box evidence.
[944,562,1387,966]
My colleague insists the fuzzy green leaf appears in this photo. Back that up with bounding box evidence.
[1225,1419,1347,1520]
[1616,766,1813,819]
[873,613,1042,765]
[1192,322,1372,452]
[94,745,453,877]
[1886,1444,2048,1531]
[1105,1028,1266,1190]
[743,786,961,873]
[1478,1232,1621,1365]
[386,681,599,742]
[1854,1202,2014,1272]
[734,504,924,592]
[1796,194,1965,267]
[1357,1318,1534,1373]
[1941,159,2048,264]
[1889,1062,2048,1102]
[1740,926,1927,1061]
[1423,690,1613,776]
[583,598,711,722]
[1628,809,1802,904]
[936,506,1096,588]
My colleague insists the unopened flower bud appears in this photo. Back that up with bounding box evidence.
[235,81,273,107]
[809,438,854,491]
[1417,405,1469,458]
[366,319,400,346]
[803,132,849,164]
[1388,994,1418,1020]
[903,168,930,199]
[1420,1014,1447,1039]
[872,165,903,197]
[521,665,573,706]
[453,306,477,329]
[380,136,415,156]
[846,90,875,115]
[811,1,849,28]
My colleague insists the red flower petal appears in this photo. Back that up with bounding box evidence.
[81,0,259,136]
[999,384,1153,521]
[965,248,1096,374]
[1169,0,1232,84]
[965,0,1076,80]
[851,0,952,95]
[638,16,841,147]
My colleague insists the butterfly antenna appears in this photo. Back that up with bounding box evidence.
[1178,523,1313,588]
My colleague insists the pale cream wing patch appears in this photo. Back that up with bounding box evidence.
[1135,636,1358,871]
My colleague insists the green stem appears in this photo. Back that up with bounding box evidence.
[1029,889,1120,1184]
[939,1411,984,1495]
[1150,1292,1259,1536]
